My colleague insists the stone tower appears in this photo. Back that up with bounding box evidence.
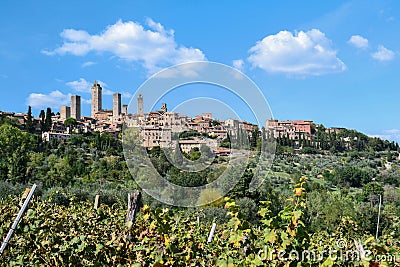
[71,95,81,120]
[91,80,102,118]
[137,94,144,115]
[122,104,128,115]
[161,103,167,112]
[60,105,70,120]
[113,93,121,120]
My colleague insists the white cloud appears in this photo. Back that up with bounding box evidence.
[66,78,91,93]
[371,45,395,61]
[247,29,346,76]
[43,19,206,74]
[26,90,71,109]
[145,17,174,36]
[81,98,92,104]
[66,78,114,95]
[102,88,115,96]
[122,92,132,99]
[82,61,96,67]
[154,63,205,78]
[348,35,369,49]
[95,80,115,95]
[232,59,244,71]
[369,129,400,143]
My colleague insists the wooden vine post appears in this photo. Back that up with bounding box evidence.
[0,184,37,256]
[125,190,141,241]
[126,190,141,224]
[207,223,217,243]
[94,195,100,210]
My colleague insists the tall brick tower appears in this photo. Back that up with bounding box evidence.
[91,80,102,118]
[113,93,121,120]
[70,95,81,120]
[161,103,167,112]
[60,105,70,120]
[122,104,128,115]
[137,94,144,115]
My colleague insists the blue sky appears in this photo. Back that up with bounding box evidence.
[0,0,399,142]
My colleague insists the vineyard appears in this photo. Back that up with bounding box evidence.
[1,122,400,266]
[1,178,399,266]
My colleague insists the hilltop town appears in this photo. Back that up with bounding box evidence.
[1,80,398,155]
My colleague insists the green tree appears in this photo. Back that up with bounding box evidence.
[64,117,77,133]
[220,136,231,148]
[168,169,207,187]
[189,147,201,161]
[173,142,183,165]
[39,109,46,131]
[0,124,33,183]
[306,191,355,233]
[26,106,34,133]
[44,154,72,187]
[333,166,372,188]
[387,148,393,162]
[45,107,52,131]
[26,152,46,180]
[250,126,259,149]
[362,182,384,203]
[64,117,77,127]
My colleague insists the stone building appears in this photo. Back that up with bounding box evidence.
[70,95,81,120]
[266,119,313,140]
[179,139,206,153]
[141,125,171,148]
[42,132,71,142]
[91,81,102,118]
[122,104,128,115]
[93,110,113,121]
[60,105,70,120]
[113,93,121,121]
[137,94,144,115]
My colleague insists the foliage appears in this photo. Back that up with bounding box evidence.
[64,118,77,127]
[1,179,398,266]
[332,166,372,188]
[25,106,34,133]
[0,124,36,183]
[1,112,400,265]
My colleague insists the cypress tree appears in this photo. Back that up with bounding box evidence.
[26,106,34,133]
[174,142,183,165]
[387,148,393,162]
[45,107,52,131]
[285,133,290,147]
[39,109,46,131]
[278,132,282,146]
[299,133,304,148]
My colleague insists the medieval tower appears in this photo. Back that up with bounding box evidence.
[113,93,121,120]
[91,81,102,118]
[137,94,144,115]
[70,95,81,120]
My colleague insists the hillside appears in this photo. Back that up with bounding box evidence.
[0,118,399,265]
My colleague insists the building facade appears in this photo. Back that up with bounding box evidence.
[266,119,314,140]
[141,126,171,148]
[42,132,71,142]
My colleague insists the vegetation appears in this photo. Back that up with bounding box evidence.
[0,116,400,265]
[0,179,399,266]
